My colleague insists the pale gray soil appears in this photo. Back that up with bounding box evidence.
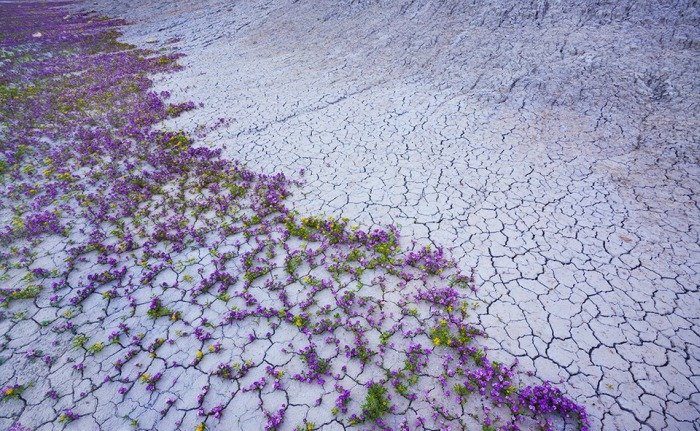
[62,0,700,429]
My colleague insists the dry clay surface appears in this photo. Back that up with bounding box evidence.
[74,1,700,429]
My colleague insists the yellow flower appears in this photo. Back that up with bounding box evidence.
[11,217,25,230]
[293,315,304,328]
[195,423,206,431]
[433,337,441,346]
[195,351,204,361]
[4,388,14,396]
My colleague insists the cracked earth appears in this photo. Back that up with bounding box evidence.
[1,1,699,430]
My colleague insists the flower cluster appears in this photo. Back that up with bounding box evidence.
[58,410,79,423]
[1,384,24,401]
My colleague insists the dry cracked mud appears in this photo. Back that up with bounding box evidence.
[1,1,699,430]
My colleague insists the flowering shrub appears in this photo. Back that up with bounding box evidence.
[146,297,173,319]
[0,3,588,431]
[58,409,79,423]
[1,384,24,401]
[404,245,450,274]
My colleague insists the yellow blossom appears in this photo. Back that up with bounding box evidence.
[293,315,304,328]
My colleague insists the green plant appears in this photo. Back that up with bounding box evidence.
[87,342,104,354]
[361,383,391,421]
[10,284,42,301]
[285,254,303,275]
[72,334,89,349]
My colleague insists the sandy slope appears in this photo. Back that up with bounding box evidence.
[73,1,700,429]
